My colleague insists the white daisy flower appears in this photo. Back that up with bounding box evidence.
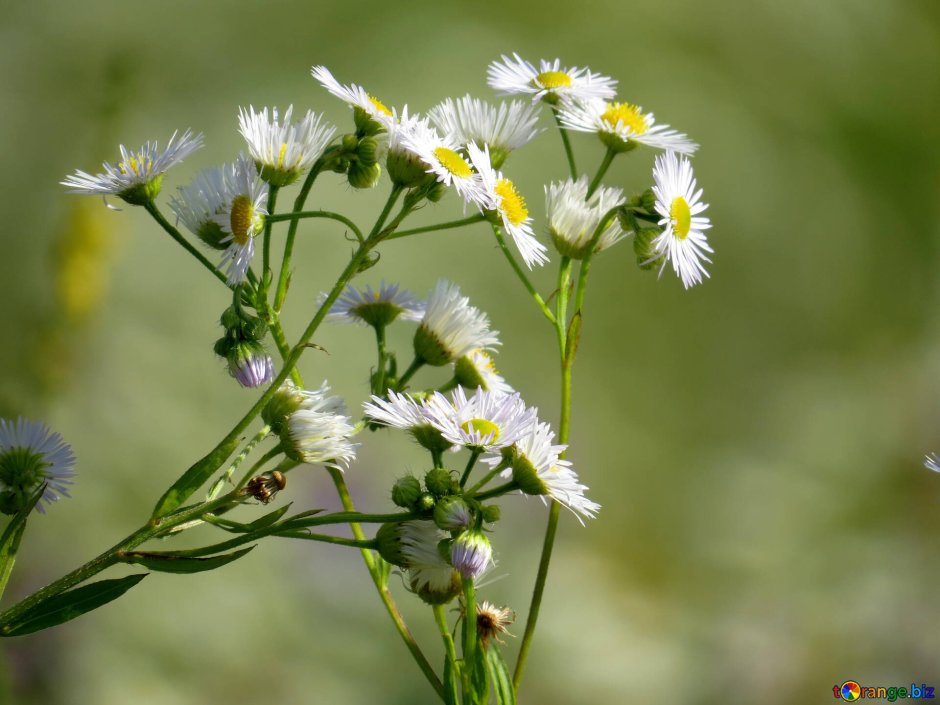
[263,381,343,434]
[0,417,77,514]
[650,151,713,289]
[454,349,514,396]
[62,129,203,206]
[324,281,425,327]
[423,387,537,452]
[559,99,698,155]
[545,177,628,259]
[926,453,940,474]
[496,421,599,523]
[311,65,396,131]
[400,521,462,604]
[364,392,453,453]
[169,164,231,250]
[400,121,491,208]
[280,384,357,469]
[414,281,500,366]
[487,53,617,105]
[238,105,336,186]
[212,155,268,286]
[466,143,548,268]
[428,95,542,167]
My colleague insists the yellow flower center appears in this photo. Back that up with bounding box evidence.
[494,179,528,226]
[433,147,473,178]
[535,71,572,90]
[277,142,289,169]
[670,197,691,239]
[119,156,152,177]
[601,103,649,135]
[368,96,393,117]
[461,418,500,441]
[229,195,254,246]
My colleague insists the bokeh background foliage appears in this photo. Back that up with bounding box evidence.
[1,0,939,702]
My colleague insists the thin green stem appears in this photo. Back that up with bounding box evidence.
[374,324,388,396]
[573,205,622,316]
[262,185,279,291]
[460,449,483,488]
[472,481,517,502]
[142,201,229,287]
[273,532,377,549]
[274,164,326,312]
[387,214,487,240]
[491,225,556,324]
[461,578,478,702]
[587,149,616,198]
[465,460,509,495]
[397,357,425,389]
[552,107,578,178]
[433,604,460,695]
[268,318,304,386]
[206,426,271,500]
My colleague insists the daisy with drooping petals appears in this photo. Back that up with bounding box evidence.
[559,99,698,155]
[494,421,600,523]
[311,65,396,131]
[545,177,628,259]
[0,417,76,514]
[280,384,357,469]
[487,54,617,105]
[401,121,491,208]
[423,387,537,452]
[238,105,335,186]
[323,281,425,327]
[62,130,203,206]
[400,521,462,605]
[428,95,542,167]
[467,143,548,268]
[454,349,514,397]
[169,164,231,250]
[213,155,268,286]
[650,150,713,289]
[413,281,499,366]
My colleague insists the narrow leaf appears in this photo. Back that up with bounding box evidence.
[0,485,44,602]
[152,437,241,519]
[565,311,583,366]
[487,647,517,705]
[442,656,459,705]
[1,574,147,637]
[121,546,255,574]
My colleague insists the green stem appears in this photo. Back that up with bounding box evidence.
[273,532,377,549]
[268,210,364,239]
[387,214,487,240]
[573,205,622,316]
[327,467,443,698]
[552,107,578,178]
[273,164,327,312]
[206,426,271,501]
[262,185,279,289]
[433,604,460,696]
[374,324,388,396]
[587,149,616,198]
[268,317,303,387]
[465,460,509,495]
[491,225,555,324]
[142,201,229,287]
[0,491,241,630]
[472,481,517,502]
[397,357,425,389]
[460,449,483,488]
[235,446,284,491]
[461,578,478,701]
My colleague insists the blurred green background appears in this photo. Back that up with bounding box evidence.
[1,0,939,702]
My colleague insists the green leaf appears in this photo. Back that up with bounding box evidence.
[0,574,147,637]
[443,655,460,705]
[468,641,489,705]
[487,647,517,705]
[121,546,255,574]
[246,504,292,530]
[565,311,583,365]
[152,437,241,519]
[0,484,44,602]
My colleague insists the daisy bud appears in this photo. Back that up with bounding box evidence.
[375,522,409,567]
[633,227,662,271]
[481,504,501,524]
[418,492,436,511]
[227,340,275,389]
[347,161,382,189]
[450,529,493,580]
[387,148,430,188]
[341,134,359,152]
[353,107,385,137]
[434,496,472,532]
[261,384,307,434]
[424,468,454,498]
[356,137,380,167]
[391,475,422,509]
[400,521,462,605]
[426,181,447,203]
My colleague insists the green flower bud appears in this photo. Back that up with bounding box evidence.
[639,188,657,213]
[417,492,436,511]
[481,504,501,524]
[425,180,447,203]
[375,522,408,567]
[413,325,452,367]
[450,529,492,579]
[261,384,306,434]
[433,496,472,532]
[348,161,382,189]
[391,475,422,509]
[424,468,453,498]
[356,137,380,167]
[341,134,359,152]
[411,424,453,454]
[387,149,429,188]
[633,227,662,271]
[353,107,385,137]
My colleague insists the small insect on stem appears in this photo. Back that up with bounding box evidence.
[243,470,288,504]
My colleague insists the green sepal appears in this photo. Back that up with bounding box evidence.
[0,574,148,637]
[0,484,44,601]
[152,437,241,519]
[121,546,255,574]
[487,646,517,705]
